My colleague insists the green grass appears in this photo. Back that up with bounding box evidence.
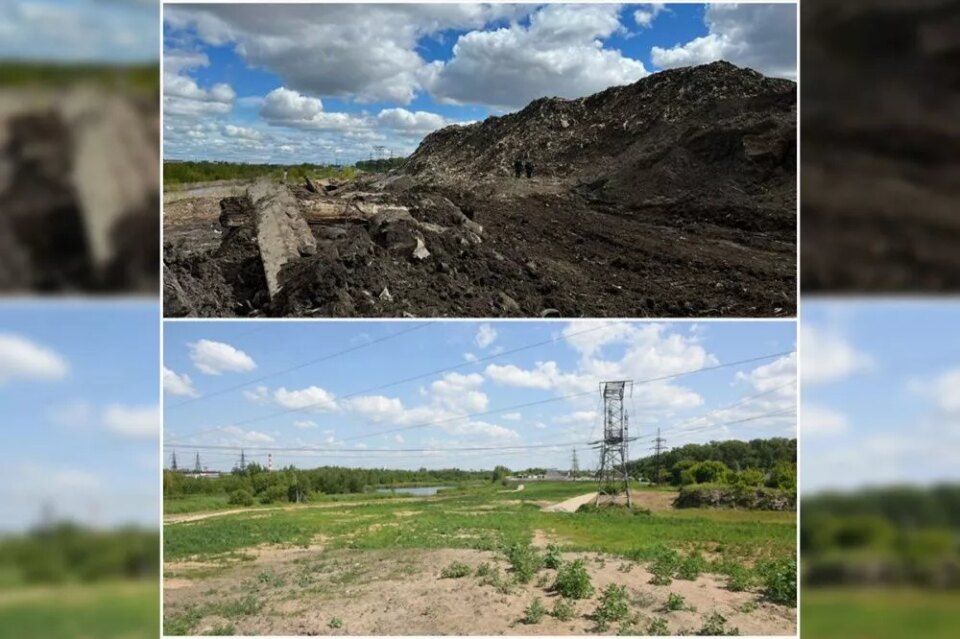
[0,62,158,93]
[0,581,158,639]
[802,588,960,639]
[164,482,795,583]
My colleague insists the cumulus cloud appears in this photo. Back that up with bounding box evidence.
[427,4,647,108]
[474,324,498,349]
[908,368,960,414]
[163,366,199,397]
[189,340,257,375]
[273,386,339,412]
[802,404,849,438]
[651,3,797,79]
[377,108,449,134]
[102,404,159,439]
[163,50,236,118]
[0,334,69,384]
[633,3,666,28]
[801,325,872,385]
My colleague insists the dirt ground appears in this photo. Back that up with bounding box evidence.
[163,547,796,636]
[800,0,960,292]
[163,176,794,318]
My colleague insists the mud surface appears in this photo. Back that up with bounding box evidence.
[801,0,960,292]
[164,547,796,636]
[164,62,795,317]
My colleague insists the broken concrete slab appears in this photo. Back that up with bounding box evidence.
[248,179,317,298]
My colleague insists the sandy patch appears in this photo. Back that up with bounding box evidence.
[164,547,795,636]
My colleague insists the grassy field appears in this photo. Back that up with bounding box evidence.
[0,581,158,639]
[0,62,158,93]
[802,588,960,639]
[164,482,796,634]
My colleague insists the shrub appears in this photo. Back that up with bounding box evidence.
[480,567,515,594]
[505,542,543,584]
[258,484,288,504]
[698,612,739,635]
[228,489,254,506]
[647,617,670,635]
[553,559,594,599]
[593,584,630,630]
[676,552,706,581]
[551,598,575,621]
[648,547,679,586]
[544,544,563,569]
[440,561,471,579]
[725,565,754,592]
[664,592,687,612]
[674,484,795,511]
[474,562,492,578]
[759,558,797,606]
[328,617,343,629]
[522,598,546,624]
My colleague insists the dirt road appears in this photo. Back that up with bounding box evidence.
[164,496,436,525]
[541,492,599,513]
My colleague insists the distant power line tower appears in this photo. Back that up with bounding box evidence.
[170,450,178,471]
[571,448,580,478]
[651,428,667,485]
[239,449,246,472]
[373,145,386,160]
[194,452,202,473]
[594,380,633,507]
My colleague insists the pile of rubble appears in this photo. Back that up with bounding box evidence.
[164,61,797,318]
[0,88,159,292]
[164,175,494,317]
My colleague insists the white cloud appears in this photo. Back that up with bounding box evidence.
[222,124,266,142]
[273,386,338,412]
[474,324,497,349]
[102,404,159,439]
[737,352,797,397]
[427,4,648,108]
[501,412,522,421]
[260,86,373,131]
[293,420,319,430]
[219,425,275,444]
[163,49,236,118]
[163,366,199,397]
[377,108,449,134]
[909,368,960,414]
[802,404,849,438]
[189,339,257,375]
[633,4,666,28]
[801,325,872,385]
[342,395,404,422]
[0,334,69,383]
[651,3,797,79]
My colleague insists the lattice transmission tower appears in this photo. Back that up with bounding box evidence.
[593,380,633,506]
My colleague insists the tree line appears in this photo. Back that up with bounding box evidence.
[164,464,494,505]
[163,161,356,186]
[627,437,797,485]
[0,523,158,586]
[802,484,960,587]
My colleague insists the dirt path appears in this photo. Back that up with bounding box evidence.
[541,492,598,513]
[164,496,434,525]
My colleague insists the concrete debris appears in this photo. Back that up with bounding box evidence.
[412,237,430,260]
[249,179,317,298]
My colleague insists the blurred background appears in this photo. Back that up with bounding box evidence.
[801,0,960,292]
[801,301,960,639]
[0,302,159,638]
[0,0,159,294]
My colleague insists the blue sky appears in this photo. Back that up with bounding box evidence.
[801,301,960,494]
[163,320,796,473]
[0,0,159,63]
[163,3,797,164]
[0,302,159,532]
